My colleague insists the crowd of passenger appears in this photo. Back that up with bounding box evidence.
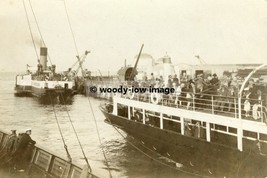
[128,71,266,120]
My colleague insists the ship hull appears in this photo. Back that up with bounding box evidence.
[15,73,75,103]
[0,130,97,178]
[31,86,74,104]
[14,85,32,96]
[100,105,267,177]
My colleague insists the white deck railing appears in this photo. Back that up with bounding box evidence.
[112,95,267,152]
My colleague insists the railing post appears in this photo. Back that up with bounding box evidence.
[237,128,243,151]
[211,95,214,114]
[143,109,145,124]
[193,94,195,111]
[261,100,263,123]
[128,106,131,120]
[234,98,237,118]
[160,113,163,129]
[181,117,184,135]
[238,92,243,152]
[112,98,118,115]
[206,122,210,142]
[238,97,242,119]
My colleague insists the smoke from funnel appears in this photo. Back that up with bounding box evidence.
[40,47,47,70]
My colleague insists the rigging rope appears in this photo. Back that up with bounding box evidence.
[48,92,72,162]
[62,1,112,176]
[59,93,92,172]
[28,0,53,66]
[87,97,113,178]
[85,74,113,178]
[63,0,80,56]
[22,0,39,63]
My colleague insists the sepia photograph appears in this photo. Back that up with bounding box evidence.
[0,0,267,177]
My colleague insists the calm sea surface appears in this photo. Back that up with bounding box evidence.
[0,72,194,178]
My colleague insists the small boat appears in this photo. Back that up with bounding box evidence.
[0,129,98,178]
[15,47,75,103]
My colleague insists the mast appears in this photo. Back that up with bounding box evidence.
[129,44,144,81]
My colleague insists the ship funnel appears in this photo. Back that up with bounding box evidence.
[40,47,48,70]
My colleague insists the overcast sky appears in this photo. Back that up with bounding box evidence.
[0,0,267,73]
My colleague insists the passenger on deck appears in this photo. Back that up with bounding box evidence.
[195,74,204,95]
[180,83,187,107]
[217,85,229,112]
[256,89,262,104]
[131,77,139,88]
[169,82,178,106]
[167,75,173,89]
[207,74,212,82]
[145,114,150,125]
[175,83,182,107]
[140,79,149,102]
[181,72,187,83]
[227,81,238,112]
[11,129,36,170]
[142,72,148,82]
[193,122,203,138]
[243,88,251,117]
[159,76,164,87]
[252,89,263,120]
[210,73,220,94]
[132,110,142,122]
[150,73,155,87]
[186,79,195,110]
[163,76,171,104]
[173,74,179,86]
[0,130,18,165]
[248,79,258,106]
[184,121,192,136]
[154,78,161,88]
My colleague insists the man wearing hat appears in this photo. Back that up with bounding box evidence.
[210,73,220,93]
[16,129,36,151]
[10,129,36,170]
[173,74,179,86]
[210,73,219,85]
[0,130,18,164]
[6,130,17,154]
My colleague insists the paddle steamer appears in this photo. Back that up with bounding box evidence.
[15,47,75,102]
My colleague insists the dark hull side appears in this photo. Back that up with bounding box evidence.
[14,85,32,96]
[100,106,267,178]
[31,87,74,104]
[0,130,98,178]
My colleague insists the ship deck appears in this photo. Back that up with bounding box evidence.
[0,130,98,178]
[110,94,267,152]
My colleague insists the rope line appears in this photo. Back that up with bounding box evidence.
[48,92,72,162]
[22,0,39,63]
[87,97,113,178]
[28,0,53,66]
[59,93,92,172]
[63,0,80,56]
